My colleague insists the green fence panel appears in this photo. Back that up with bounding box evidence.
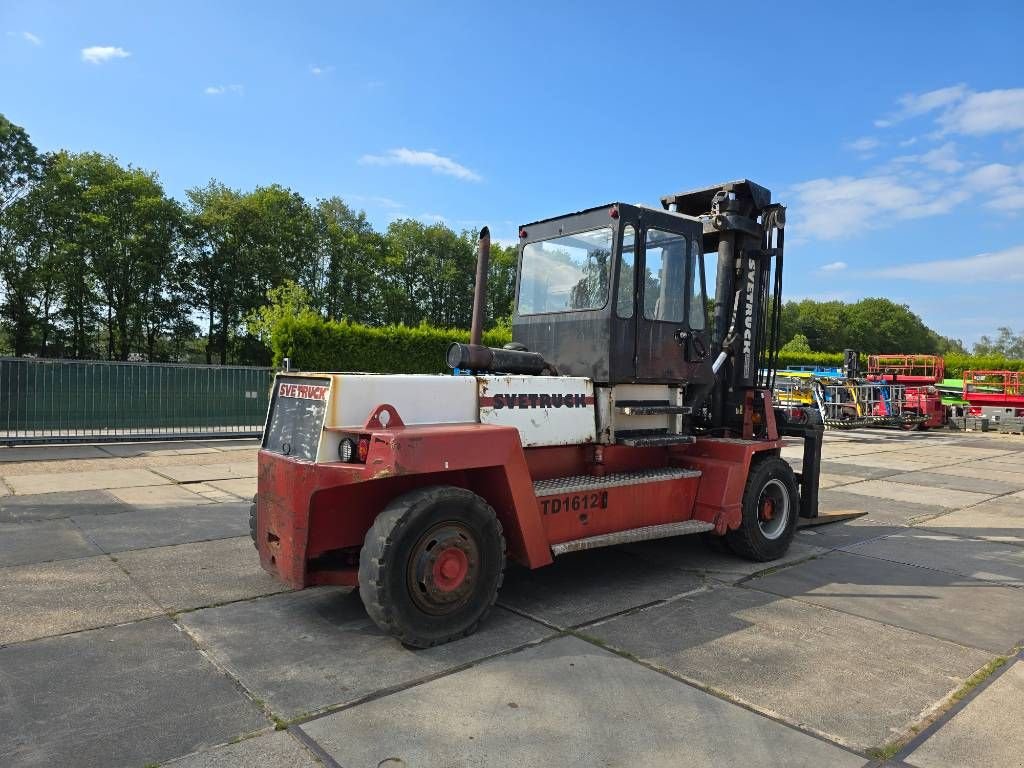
[0,358,274,443]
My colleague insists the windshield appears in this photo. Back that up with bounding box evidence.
[517,227,612,314]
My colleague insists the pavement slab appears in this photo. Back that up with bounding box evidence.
[0,444,111,463]
[110,482,214,507]
[815,488,948,525]
[836,479,993,510]
[819,472,867,488]
[795,518,907,550]
[0,618,267,768]
[98,441,223,457]
[162,731,319,767]
[919,501,1024,545]
[905,661,1024,768]
[3,466,169,495]
[588,584,991,751]
[206,476,257,499]
[819,460,906,480]
[827,455,951,472]
[498,547,705,627]
[180,588,553,719]
[154,461,257,483]
[930,462,1024,487]
[884,470,1024,497]
[117,537,290,612]
[843,529,1024,586]
[623,536,825,583]
[748,550,1024,654]
[0,518,102,567]
[73,500,250,552]
[300,635,866,768]
[0,488,128,522]
[0,554,163,645]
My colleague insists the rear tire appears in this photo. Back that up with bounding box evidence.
[359,486,506,648]
[725,456,799,562]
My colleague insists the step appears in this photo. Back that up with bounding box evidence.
[551,519,715,556]
[615,400,693,416]
[615,430,697,447]
[533,467,700,497]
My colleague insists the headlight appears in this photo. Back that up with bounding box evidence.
[338,438,356,462]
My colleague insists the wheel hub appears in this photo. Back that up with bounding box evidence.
[433,547,469,592]
[408,523,479,614]
[756,478,790,541]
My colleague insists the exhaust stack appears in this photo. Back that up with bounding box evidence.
[469,226,490,346]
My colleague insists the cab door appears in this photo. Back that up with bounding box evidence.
[633,216,707,382]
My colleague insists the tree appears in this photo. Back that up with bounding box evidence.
[312,198,385,323]
[185,181,317,364]
[0,115,44,356]
[974,327,1024,359]
[780,333,811,353]
[0,114,42,212]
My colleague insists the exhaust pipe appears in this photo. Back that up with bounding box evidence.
[469,226,490,346]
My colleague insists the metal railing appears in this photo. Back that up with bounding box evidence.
[0,357,274,444]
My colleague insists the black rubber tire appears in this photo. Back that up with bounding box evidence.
[725,455,800,562]
[358,485,506,648]
[249,495,257,547]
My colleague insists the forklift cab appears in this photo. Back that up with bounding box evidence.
[512,203,711,386]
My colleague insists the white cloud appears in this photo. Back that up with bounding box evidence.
[964,163,1017,190]
[819,261,848,272]
[81,45,131,64]
[844,137,880,153]
[875,84,968,127]
[938,89,1024,136]
[359,148,482,182]
[876,85,1024,138]
[345,194,403,209]
[22,31,42,46]
[873,244,1024,282]
[418,212,447,223]
[311,65,334,76]
[896,141,962,173]
[204,84,243,96]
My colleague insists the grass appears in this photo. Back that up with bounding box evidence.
[866,653,1012,762]
[865,742,901,761]
[950,655,1008,703]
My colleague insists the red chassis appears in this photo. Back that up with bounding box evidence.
[255,405,782,589]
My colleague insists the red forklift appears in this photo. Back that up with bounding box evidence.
[253,180,824,647]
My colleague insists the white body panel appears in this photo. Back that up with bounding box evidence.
[595,383,682,444]
[325,373,478,428]
[477,375,596,447]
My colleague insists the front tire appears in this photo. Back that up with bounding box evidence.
[358,486,506,648]
[725,456,799,562]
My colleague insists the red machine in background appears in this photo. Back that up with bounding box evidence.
[963,370,1024,418]
[866,355,946,430]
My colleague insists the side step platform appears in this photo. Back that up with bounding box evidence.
[615,399,693,416]
[614,429,696,447]
[532,468,711,556]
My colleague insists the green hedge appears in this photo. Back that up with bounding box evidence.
[270,315,511,373]
[271,315,1024,378]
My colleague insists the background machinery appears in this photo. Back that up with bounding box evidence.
[866,354,946,430]
[253,180,823,647]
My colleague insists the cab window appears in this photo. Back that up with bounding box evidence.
[616,225,636,318]
[643,229,687,323]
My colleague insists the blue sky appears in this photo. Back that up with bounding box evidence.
[2,1,1023,344]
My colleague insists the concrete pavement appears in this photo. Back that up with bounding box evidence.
[1,431,1022,767]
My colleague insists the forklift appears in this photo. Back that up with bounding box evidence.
[253,180,824,647]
